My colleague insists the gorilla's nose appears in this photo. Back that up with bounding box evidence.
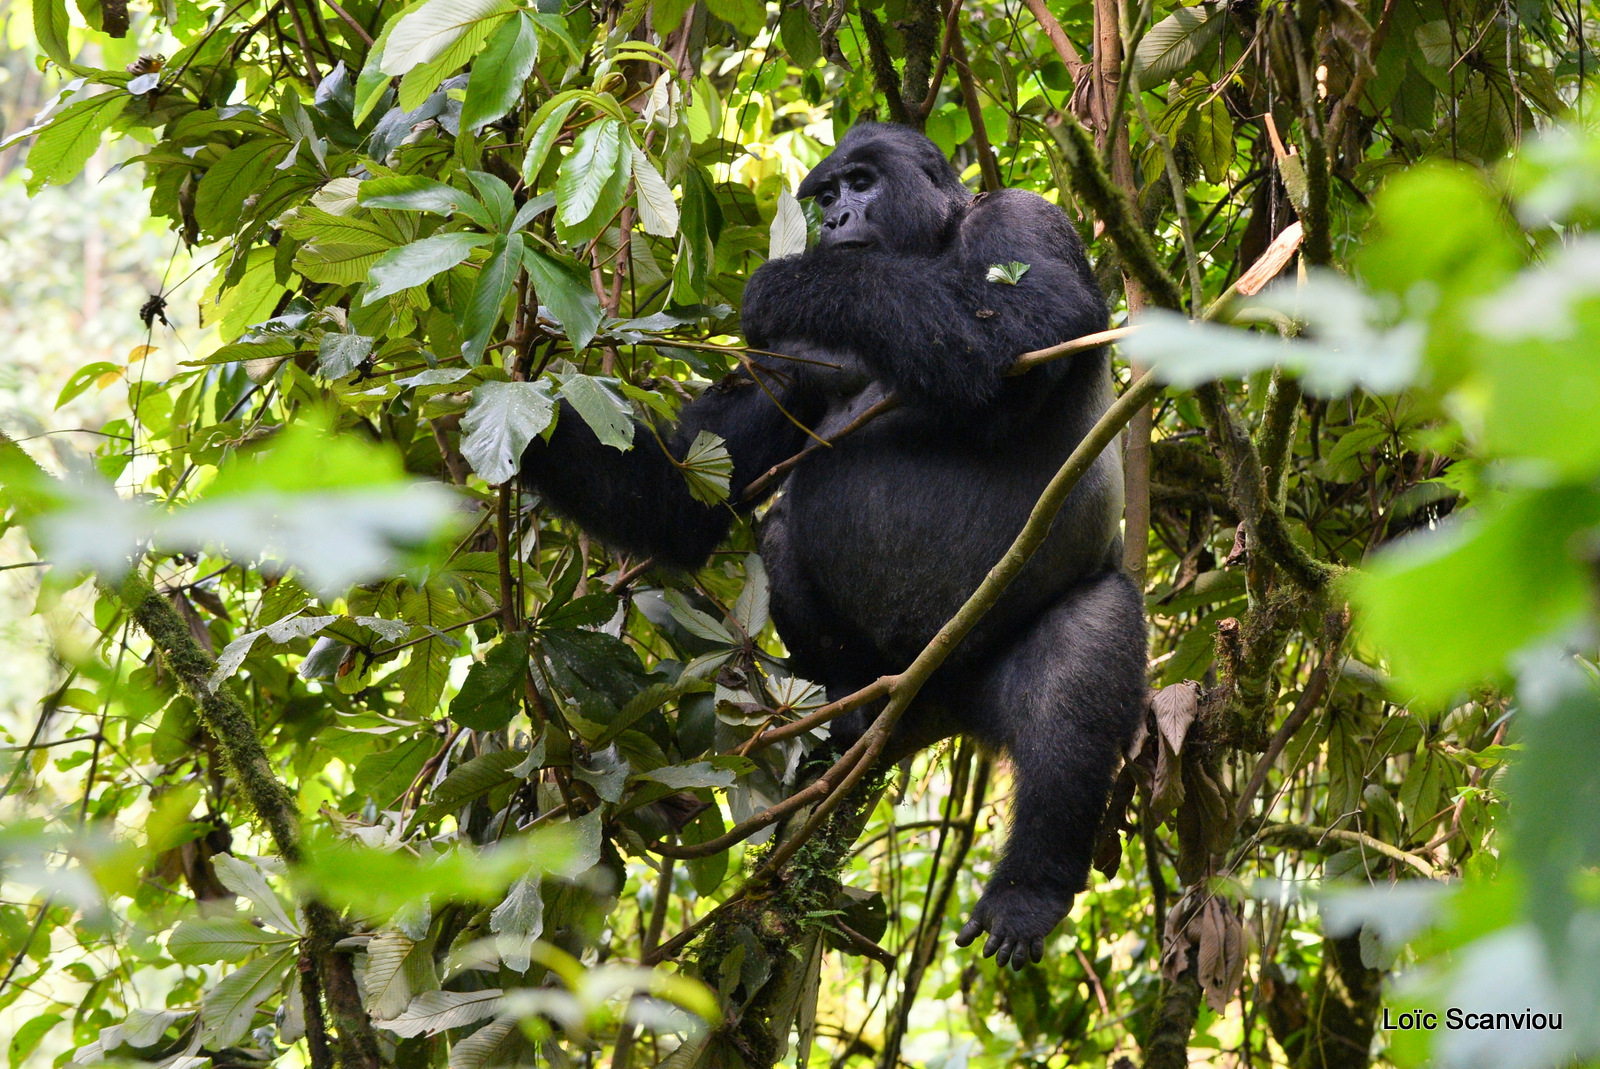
[827,209,852,230]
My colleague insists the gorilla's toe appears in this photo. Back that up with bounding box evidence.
[955,881,1072,970]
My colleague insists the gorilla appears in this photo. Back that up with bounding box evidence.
[519,123,1147,968]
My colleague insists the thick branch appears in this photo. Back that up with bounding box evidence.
[1047,113,1185,311]
[1195,383,1336,591]
[113,574,382,1069]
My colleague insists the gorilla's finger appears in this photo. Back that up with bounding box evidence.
[1009,943,1030,970]
[983,932,1001,958]
[1030,937,1045,963]
[955,920,981,947]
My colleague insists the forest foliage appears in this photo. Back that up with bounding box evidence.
[1,0,1600,1065]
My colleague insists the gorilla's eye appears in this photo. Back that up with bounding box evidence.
[817,188,837,207]
[847,171,875,192]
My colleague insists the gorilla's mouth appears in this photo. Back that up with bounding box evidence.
[831,239,873,250]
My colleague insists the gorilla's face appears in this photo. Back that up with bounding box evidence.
[810,162,885,249]
[797,123,973,256]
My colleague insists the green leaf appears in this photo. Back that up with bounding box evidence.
[196,138,291,238]
[523,248,603,350]
[664,590,734,644]
[200,950,295,1047]
[450,637,529,731]
[318,332,375,378]
[24,91,129,194]
[1132,2,1224,86]
[364,232,493,304]
[9,1013,61,1069]
[32,0,71,68]
[414,749,527,824]
[212,854,301,934]
[985,261,1031,284]
[1354,486,1600,705]
[380,0,517,75]
[459,379,557,484]
[640,760,738,790]
[169,916,297,964]
[778,2,820,67]
[556,374,634,451]
[460,231,524,362]
[556,117,628,228]
[379,989,503,1038]
[353,737,434,804]
[55,361,120,409]
[705,0,764,35]
[359,175,497,230]
[1194,90,1234,184]
[462,13,539,132]
[680,430,733,504]
[683,805,728,895]
[520,97,579,184]
[354,0,418,124]
[631,146,680,237]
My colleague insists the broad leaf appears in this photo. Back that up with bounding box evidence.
[462,13,539,131]
[449,637,529,731]
[459,379,557,484]
[1132,2,1224,86]
[380,0,516,75]
[556,374,634,451]
[768,187,806,258]
[523,248,603,350]
[364,232,493,304]
[631,146,680,237]
[200,950,296,1046]
[380,990,504,1038]
[168,916,297,964]
[460,232,525,363]
[25,92,129,194]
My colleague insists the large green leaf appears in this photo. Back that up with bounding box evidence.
[459,231,524,362]
[1354,486,1600,705]
[1132,3,1224,86]
[522,247,603,350]
[413,750,527,825]
[459,379,557,484]
[449,637,529,731]
[556,117,629,228]
[199,950,296,1047]
[364,232,493,304]
[32,0,71,67]
[24,91,129,194]
[556,374,634,451]
[380,0,516,75]
[462,13,539,131]
[359,175,497,230]
[169,916,297,965]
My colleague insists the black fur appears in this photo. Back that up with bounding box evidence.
[519,123,1147,968]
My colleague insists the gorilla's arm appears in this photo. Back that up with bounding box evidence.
[741,190,1107,410]
[518,368,818,570]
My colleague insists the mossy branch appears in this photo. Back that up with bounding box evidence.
[1047,112,1185,312]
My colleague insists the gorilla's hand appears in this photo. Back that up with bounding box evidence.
[954,879,1073,969]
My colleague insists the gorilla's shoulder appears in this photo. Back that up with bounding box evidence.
[960,188,1087,265]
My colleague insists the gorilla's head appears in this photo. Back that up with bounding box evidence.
[796,123,973,255]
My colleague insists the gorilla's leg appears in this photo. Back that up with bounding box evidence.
[954,570,1146,968]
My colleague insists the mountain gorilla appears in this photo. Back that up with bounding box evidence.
[519,123,1147,968]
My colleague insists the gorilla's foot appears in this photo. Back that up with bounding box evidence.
[954,879,1072,970]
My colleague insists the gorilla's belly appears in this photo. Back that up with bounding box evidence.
[763,412,1120,669]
